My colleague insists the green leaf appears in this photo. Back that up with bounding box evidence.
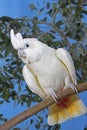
[35,123,40,129]
[56,20,64,27]
[0,100,4,104]
[47,2,50,9]
[5,44,12,57]
[30,119,34,124]
[29,4,37,10]
[39,7,44,13]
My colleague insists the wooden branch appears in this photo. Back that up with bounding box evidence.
[0,82,87,130]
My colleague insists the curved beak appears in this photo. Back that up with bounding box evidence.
[18,49,26,59]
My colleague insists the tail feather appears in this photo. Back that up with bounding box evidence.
[48,95,87,125]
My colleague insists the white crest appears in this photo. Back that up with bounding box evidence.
[10,29,24,50]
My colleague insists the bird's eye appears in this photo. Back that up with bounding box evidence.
[25,43,29,48]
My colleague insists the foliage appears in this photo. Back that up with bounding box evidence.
[0,0,87,129]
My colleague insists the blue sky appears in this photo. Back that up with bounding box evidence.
[0,0,47,18]
[0,0,31,18]
[0,0,87,130]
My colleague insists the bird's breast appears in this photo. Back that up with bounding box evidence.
[29,55,69,92]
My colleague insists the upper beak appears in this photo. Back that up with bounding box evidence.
[18,49,26,59]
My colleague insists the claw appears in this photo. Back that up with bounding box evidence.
[49,89,60,103]
[68,83,78,94]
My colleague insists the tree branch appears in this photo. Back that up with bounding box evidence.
[0,82,87,130]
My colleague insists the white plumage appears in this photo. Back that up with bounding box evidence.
[10,29,87,125]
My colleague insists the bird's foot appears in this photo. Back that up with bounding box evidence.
[68,83,78,94]
[49,89,60,103]
[48,88,69,108]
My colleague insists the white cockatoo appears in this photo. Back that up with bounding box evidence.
[10,29,86,125]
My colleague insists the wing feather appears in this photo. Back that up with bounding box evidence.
[56,48,77,85]
[23,64,46,98]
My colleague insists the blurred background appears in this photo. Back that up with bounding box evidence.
[0,0,87,130]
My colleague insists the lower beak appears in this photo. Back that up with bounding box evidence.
[18,49,26,59]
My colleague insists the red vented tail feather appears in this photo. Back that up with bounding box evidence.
[48,95,87,125]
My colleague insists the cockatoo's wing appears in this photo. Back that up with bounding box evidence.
[56,48,77,85]
[10,29,24,50]
[23,64,46,98]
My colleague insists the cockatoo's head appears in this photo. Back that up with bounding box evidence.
[10,29,45,64]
